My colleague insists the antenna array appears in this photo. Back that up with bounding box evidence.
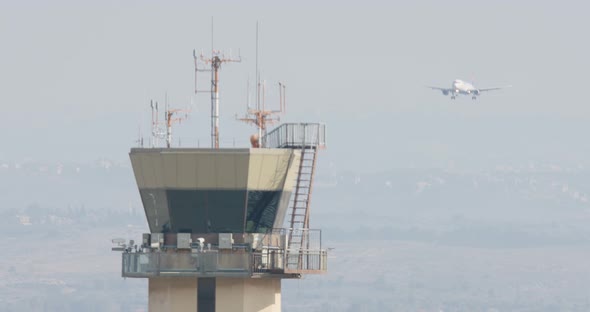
[237,21,286,148]
[150,98,190,148]
[238,81,286,148]
[193,49,241,149]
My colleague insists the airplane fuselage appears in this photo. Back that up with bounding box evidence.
[428,79,510,100]
[451,80,480,97]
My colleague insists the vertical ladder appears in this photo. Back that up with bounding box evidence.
[286,145,319,269]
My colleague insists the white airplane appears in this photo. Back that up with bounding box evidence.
[428,79,511,100]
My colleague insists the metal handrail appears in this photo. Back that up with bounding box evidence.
[264,123,327,149]
[121,248,327,277]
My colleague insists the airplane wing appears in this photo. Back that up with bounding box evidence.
[426,86,450,91]
[478,85,512,92]
[426,86,453,95]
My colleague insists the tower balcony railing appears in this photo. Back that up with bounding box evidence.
[119,228,327,278]
[264,123,327,149]
[252,249,327,274]
[122,251,251,278]
[121,249,327,278]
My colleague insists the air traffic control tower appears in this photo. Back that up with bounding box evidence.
[116,123,327,312]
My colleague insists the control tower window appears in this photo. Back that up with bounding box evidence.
[166,190,246,233]
[245,191,282,233]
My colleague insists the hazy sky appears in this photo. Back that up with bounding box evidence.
[2,0,590,172]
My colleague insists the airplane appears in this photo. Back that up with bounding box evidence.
[427,79,511,100]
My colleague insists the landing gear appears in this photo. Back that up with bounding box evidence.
[451,95,456,100]
[472,96,477,100]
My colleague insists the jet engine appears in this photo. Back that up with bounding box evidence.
[442,90,449,96]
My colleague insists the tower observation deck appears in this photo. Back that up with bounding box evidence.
[115,123,327,312]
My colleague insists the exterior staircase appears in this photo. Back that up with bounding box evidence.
[263,123,326,270]
[286,145,318,269]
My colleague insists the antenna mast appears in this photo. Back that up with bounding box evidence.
[150,98,190,148]
[150,100,163,148]
[238,82,285,147]
[194,19,241,149]
[238,22,286,148]
[164,104,191,148]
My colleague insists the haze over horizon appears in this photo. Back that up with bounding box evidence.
[3,2,590,311]
[2,1,590,172]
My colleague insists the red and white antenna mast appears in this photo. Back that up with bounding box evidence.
[164,96,191,148]
[150,97,190,148]
[193,18,241,149]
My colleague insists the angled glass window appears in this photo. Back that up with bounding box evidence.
[139,189,171,233]
[245,191,282,233]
